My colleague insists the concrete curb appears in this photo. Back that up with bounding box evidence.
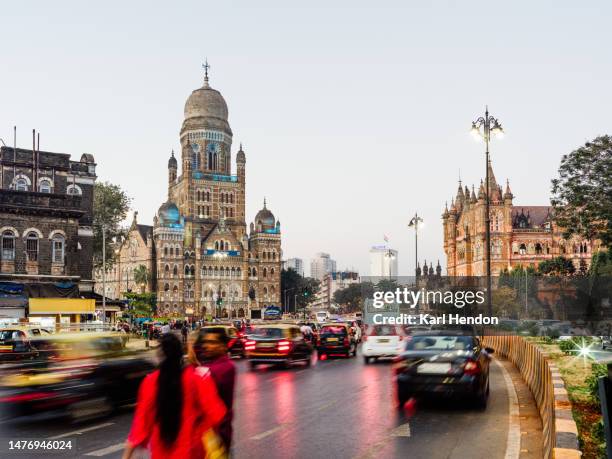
[549,362,582,458]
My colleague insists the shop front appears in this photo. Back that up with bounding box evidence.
[28,298,96,330]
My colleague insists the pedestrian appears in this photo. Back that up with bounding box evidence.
[190,329,236,452]
[161,322,170,335]
[122,333,227,459]
[181,322,189,345]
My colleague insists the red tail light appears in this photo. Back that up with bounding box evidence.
[277,340,291,353]
[463,359,480,376]
[245,340,256,351]
[0,392,55,403]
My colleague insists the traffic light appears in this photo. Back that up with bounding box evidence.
[216,297,223,306]
[304,291,309,298]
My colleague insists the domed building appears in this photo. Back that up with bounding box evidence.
[149,67,282,319]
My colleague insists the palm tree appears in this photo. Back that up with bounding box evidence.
[133,265,149,293]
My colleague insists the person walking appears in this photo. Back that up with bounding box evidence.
[181,321,189,345]
[191,329,236,451]
[122,333,226,459]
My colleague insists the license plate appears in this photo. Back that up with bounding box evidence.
[258,343,275,348]
[377,338,390,343]
[417,363,451,374]
[326,338,338,342]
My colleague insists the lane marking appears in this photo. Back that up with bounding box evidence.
[250,426,283,440]
[48,422,114,440]
[494,359,521,459]
[390,422,411,437]
[85,442,126,456]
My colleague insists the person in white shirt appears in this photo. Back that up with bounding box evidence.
[161,323,171,335]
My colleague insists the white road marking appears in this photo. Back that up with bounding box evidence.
[85,442,126,456]
[250,426,283,440]
[48,422,114,440]
[390,422,411,437]
[494,359,521,459]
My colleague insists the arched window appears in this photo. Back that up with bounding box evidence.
[173,285,178,293]
[237,268,241,278]
[271,268,275,276]
[2,230,16,260]
[214,267,218,277]
[39,179,52,193]
[215,241,219,250]
[175,247,180,256]
[230,194,234,204]
[535,243,543,255]
[519,243,527,255]
[52,234,65,263]
[263,287,268,296]
[253,268,257,277]
[16,178,28,191]
[164,264,170,275]
[224,242,229,251]
[163,246,168,256]
[26,232,39,261]
[164,283,170,292]
[185,265,191,276]
[173,265,178,277]
[206,191,210,201]
[263,268,268,278]
[192,151,200,170]
[271,286,276,295]
[67,184,82,196]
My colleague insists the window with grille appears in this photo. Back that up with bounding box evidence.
[39,180,52,193]
[16,179,28,191]
[1,231,15,260]
[26,232,38,261]
[52,235,65,263]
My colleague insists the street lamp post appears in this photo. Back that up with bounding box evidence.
[408,213,423,278]
[471,107,504,316]
[102,226,106,325]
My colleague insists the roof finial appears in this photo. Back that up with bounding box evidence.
[263,197,267,209]
[458,168,462,186]
[239,142,243,151]
[171,149,175,157]
[202,59,210,87]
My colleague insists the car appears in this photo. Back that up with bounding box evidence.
[362,324,404,363]
[393,329,493,409]
[0,333,154,421]
[245,324,313,369]
[200,325,245,358]
[317,323,357,358]
[0,327,53,362]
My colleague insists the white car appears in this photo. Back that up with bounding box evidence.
[362,325,404,363]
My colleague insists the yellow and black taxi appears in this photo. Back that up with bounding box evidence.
[0,326,53,362]
[0,332,154,421]
[317,322,357,359]
[244,323,313,369]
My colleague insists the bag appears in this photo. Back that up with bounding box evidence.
[202,428,228,459]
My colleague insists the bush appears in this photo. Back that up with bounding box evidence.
[586,363,608,402]
[559,337,596,355]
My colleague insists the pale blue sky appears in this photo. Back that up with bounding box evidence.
[1,1,610,276]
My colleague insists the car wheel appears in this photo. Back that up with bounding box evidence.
[248,361,258,371]
[476,380,490,409]
[304,355,312,367]
[364,356,370,364]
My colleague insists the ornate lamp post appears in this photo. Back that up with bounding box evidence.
[408,213,423,278]
[470,107,504,316]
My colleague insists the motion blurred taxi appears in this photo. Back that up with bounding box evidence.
[245,324,313,369]
[0,326,53,362]
[0,332,154,421]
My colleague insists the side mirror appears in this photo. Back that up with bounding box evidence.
[484,347,495,354]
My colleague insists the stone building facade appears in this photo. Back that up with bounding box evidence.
[95,71,282,319]
[0,145,96,288]
[442,160,600,276]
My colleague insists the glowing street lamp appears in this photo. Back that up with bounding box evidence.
[408,213,423,277]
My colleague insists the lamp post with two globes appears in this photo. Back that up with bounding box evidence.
[470,107,504,316]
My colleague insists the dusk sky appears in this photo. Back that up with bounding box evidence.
[1,1,610,276]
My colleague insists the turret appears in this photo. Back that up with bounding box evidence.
[168,150,177,184]
[504,179,513,202]
[237,143,246,184]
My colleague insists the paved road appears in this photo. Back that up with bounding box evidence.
[0,351,515,459]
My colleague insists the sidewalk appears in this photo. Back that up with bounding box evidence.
[124,337,159,351]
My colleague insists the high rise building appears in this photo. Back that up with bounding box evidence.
[369,246,398,277]
[310,252,336,281]
[284,258,304,277]
[311,271,360,311]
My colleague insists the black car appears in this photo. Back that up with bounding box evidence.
[245,324,313,369]
[0,333,154,421]
[393,330,493,408]
[317,323,357,358]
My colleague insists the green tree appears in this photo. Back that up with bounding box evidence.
[538,256,576,276]
[281,268,302,312]
[551,135,612,249]
[124,292,156,318]
[492,285,521,319]
[333,282,375,313]
[93,182,131,269]
[133,265,149,292]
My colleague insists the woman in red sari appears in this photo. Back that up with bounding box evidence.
[122,333,226,459]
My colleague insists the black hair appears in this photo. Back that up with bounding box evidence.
[156,333,183,446]
[199,328,230,346]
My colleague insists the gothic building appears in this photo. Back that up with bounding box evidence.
[96,69,282,319]
[442,159,599,276]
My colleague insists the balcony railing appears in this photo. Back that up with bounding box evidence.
[0,190,83,216]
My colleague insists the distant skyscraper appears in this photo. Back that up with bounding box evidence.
[284,258,304,277]
[369,246,398,277]
[310,252,336,280]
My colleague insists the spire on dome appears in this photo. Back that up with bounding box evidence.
[202,59,210,88]
[504,179,513,200]
[263,197,267,209]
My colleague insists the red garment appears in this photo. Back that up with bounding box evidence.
[127,365,226,459]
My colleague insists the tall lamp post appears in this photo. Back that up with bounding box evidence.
[408,213,423,278]
[471,107,504,316]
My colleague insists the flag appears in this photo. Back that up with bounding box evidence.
[383,234,389,243]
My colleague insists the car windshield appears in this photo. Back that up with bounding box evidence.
[252,327,284,338]
[0,330,21,340]
[405,335,473,351]
[321,326,347,336]
[369,325,398,336]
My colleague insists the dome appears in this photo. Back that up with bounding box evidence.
[184,83,228,123]
[158,201,180,227]
[255,199,275,230]
[168,151,177,169]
